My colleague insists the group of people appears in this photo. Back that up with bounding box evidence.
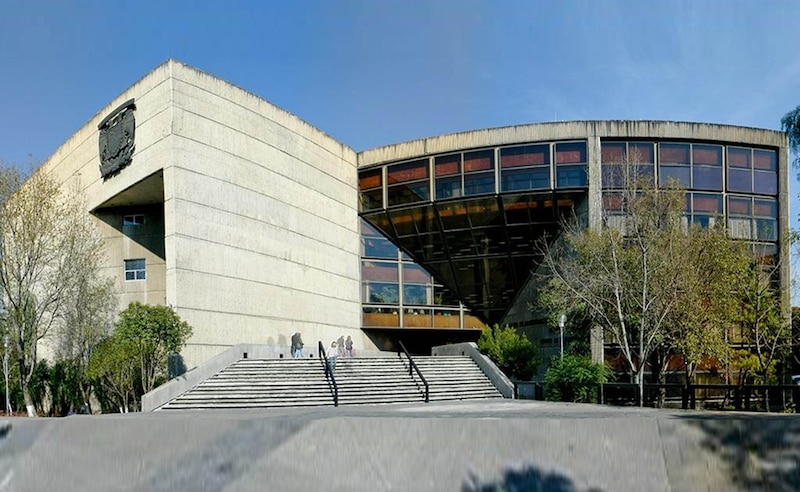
[326,335,355,374]
[290,332,355,376]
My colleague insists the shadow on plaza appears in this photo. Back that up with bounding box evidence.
[462,463,604,492]
[681,415,800,492]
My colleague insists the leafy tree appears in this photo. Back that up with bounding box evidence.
[732,261,790,411]
[0,169,108,416]
[539,150,761,407]
[477,324,539,380]
[114,302,192,396]
[540,181,685,406]
[544,354,610,403]
[781,105,800,168]
[87,336,139,412]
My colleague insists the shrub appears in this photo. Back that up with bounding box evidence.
[477,325,539,381]
[544,355,610,403]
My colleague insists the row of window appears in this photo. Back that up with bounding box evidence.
[603,192,778,241]
[359,141,588,211]
[602,141,777,194]
[359,140,779,212]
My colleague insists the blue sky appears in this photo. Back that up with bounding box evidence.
[1,1,799,279]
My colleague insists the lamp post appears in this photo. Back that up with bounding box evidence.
[3,335,8,416]
[558,313,567,360]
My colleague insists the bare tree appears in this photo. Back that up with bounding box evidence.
[539,150,752,406]
[0,169,108,416]
[540,180,684,405]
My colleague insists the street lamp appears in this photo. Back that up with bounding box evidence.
[3,335,8,416]
[558,313,567,360]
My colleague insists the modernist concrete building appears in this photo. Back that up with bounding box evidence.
[34,60,789,370]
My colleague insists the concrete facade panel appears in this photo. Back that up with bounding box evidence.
[170,62,353,160]
[171,109,356,210]
[170,142,356,242]
[170,165,358,257]
[170,197,357,282]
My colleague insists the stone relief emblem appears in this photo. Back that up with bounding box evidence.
[98,98,136,179]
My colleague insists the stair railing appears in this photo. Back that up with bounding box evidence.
[318,340,338,407]
[398,340,429,403]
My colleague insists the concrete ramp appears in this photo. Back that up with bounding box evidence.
[1,401,797,491]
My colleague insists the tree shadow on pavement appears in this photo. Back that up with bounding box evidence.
[681,415,800,492]
[462,463,604,492]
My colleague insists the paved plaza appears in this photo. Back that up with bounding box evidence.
[0,400,797,491]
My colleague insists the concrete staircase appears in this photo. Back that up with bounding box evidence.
[158,355,502,410]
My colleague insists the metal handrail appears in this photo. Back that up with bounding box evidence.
[318,340,338,407]
[398,340,429,403]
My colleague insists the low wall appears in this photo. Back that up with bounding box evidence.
[431,342,514,398]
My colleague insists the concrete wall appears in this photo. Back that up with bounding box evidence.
[37,62,175,313]
[166,62,365,368]
[33,60,370,369]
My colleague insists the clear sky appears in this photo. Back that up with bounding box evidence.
[1,1,799,280]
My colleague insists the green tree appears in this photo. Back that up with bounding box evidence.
[539,150,759,407]
[733,261,790,411]
[114,302,192,396]
[87,336,139,412]
[781,106,800,168]
[477,325,539,380]
[544,354,610,403]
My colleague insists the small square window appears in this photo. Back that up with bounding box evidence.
[124,259,146,281]
[123,214,145,226]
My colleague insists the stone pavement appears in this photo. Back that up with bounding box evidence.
[0,400,797,491]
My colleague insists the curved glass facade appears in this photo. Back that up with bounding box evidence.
[601,140,779,262]
[358,123,785,333]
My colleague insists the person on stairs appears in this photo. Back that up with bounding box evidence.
[326,340,338,376]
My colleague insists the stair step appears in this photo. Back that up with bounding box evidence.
[158,354,503,410]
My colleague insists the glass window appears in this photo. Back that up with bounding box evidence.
[403,263,432,283]
[463,150,494,172]
[435,176,461,199]
[359,169,382,190]
[692,193,722,213]
[387,182,430,207]
[692,165,722,191]
[123,214,145,226]
[362,261,398,282]
[727,168,752,193]
[387,159,428,184]
[463,172,495,196]
[728,147,751,168]
[754,199,777,218]
[692,145,722,166]
[435,154,460,176]
[727,196,751,216]
[360,220,398,259]
[755,219,777,241]
[124,259,146,281]
[555,142,586,164]
[403,285,430,305]
[601,142,626,163]
[360,189,382,211]
[753,150,777,171]
[500,144,549,168]
[629,142,655,164]
[659,166,691,188]
[556,165,588,187]
[501,168,549,191]
[660,143,690,165]
[753,170,777,195]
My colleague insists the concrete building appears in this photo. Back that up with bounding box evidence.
[34,60,789,370]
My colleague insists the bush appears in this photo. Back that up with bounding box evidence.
[545,355,610,403]
[477,325,539,381]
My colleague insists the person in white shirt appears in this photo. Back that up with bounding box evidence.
[326,340,338,375]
